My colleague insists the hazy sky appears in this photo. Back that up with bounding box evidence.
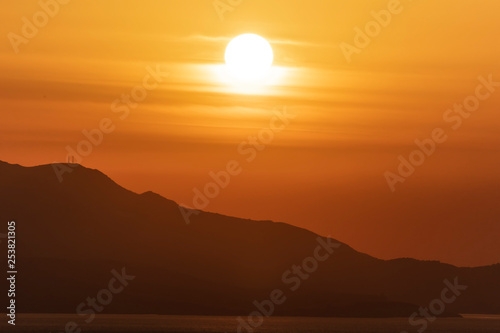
[1,0,500,266]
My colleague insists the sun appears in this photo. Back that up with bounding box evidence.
[225,34,274,83]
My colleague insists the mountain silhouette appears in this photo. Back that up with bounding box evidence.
[0,161,499,316]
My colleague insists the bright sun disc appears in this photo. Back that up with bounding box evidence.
[225,34,274,83]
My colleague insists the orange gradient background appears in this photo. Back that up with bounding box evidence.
[1,0,500,266]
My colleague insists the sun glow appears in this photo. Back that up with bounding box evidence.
[225,34,274,83]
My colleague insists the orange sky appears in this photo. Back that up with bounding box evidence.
[1,0,500,266]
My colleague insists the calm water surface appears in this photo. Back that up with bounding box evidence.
[1,314,499,333]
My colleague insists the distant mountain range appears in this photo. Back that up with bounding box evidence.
[0,161,499,317]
